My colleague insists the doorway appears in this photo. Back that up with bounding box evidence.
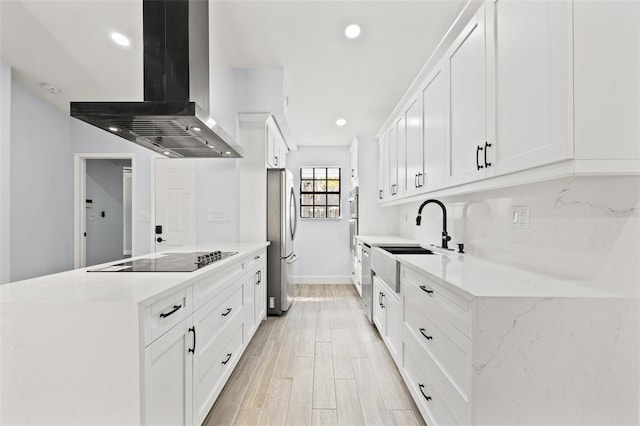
[74,153,136,268]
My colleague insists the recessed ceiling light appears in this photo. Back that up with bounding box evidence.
[336,118,347,126]
[192,127,201,132]
[345,24,361,39]
[110,32,131,47]
[163,151,171,156]
[206,118,217,127]
[108,126,119,132]
[224,151,232,155]
[40,83,60,94]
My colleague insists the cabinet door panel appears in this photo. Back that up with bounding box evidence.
[254,264,266,323]
[144,319,193,426]
[448,8,487,185]
[422,69,446,191]
[396,116,407,196]
[372,277,385,335]
[378,139,385,201]
[493,0,572,174]
[388,126,398,197]
[385,291,402,365]
[405,97,423,195]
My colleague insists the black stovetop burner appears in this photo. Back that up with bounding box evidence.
[88,251,237,272]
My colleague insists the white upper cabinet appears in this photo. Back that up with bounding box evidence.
[422,68,447,191]
[378,138,386,201]
[404,96,423,195]
[265,116,288,169]
[349,137,359,185]
[491,0,573,175]
[446,3,493,186]
[376,0,638,204]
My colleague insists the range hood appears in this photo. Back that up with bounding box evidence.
[70,0,243,158]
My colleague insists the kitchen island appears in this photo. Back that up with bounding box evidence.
[1,242,269,425]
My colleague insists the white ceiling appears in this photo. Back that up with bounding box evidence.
[1,0,466,146]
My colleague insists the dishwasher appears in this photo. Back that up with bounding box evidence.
[360,244,373,323]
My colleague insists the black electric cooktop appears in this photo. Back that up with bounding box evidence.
[88,251,237,272]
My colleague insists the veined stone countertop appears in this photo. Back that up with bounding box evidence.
[358,235,623,298]
[0,242,270,306]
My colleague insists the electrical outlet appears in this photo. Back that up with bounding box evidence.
[511,206,529,229]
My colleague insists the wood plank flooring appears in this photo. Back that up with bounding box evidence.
[204,284,426,426]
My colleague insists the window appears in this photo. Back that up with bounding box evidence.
[300,167,341,218]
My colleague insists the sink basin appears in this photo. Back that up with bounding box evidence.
[380,246,434,255]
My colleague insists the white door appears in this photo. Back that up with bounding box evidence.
[155,159,196,252]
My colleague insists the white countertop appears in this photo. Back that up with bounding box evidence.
[358,235,621,298]
[356,235,417,246]
[0,242,269,305]
[398,252,621,298]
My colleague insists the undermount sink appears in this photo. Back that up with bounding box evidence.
[379,246,435,255]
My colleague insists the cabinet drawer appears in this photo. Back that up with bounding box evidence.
[246,250,266,271]
[194,278,244,344]
[404,330,468,426]
[403,265,471,337]
[193,260,245,309]
[144,288,190,346]
[405,282,471,395]
[193,314,244,422]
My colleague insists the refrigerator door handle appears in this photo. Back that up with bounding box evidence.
[290,187,298,240]
[286,254,298,264]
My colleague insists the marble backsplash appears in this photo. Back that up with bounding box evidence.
[397,176,640,297]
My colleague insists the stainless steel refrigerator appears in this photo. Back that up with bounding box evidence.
[267,169,298,315]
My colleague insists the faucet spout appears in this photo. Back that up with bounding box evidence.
[415,199,452,250]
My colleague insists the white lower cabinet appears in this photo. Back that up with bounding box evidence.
[144,317,194,426]
[372,275,402,364]
[142,248,267,426]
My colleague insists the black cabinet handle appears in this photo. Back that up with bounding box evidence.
[188,326,196,353]
[254,255,261,260]
[419,328,433,340]
[418,384,432,401]
[274,156,278,166]
[419,285,434,295]
[418,172,423,188]
[159,304,182,318]
[381,293,385,309]
[484,141,492,167]
[222,353,232,365]
[476,145,484,170]
[221,308,232,317]
[352,169,355,177]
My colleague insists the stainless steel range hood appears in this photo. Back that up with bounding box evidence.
[70,0,243,158]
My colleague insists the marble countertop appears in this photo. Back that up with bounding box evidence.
[0,242,269,305]
[359,235,620,298]
[398,251,621,298]
[356,235,418,246]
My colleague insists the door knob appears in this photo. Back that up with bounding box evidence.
[156,237,165,243]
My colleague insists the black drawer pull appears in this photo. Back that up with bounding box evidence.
[254,255,261,260]
[222,353,232,365]
[221,308,232,317]
[419,285,434,295]
[188,327,196,353]
[419,328,433,340]
[484,141,492,167]
[159,304,182,318]
[418,384,432,401]
[476,145,484,170]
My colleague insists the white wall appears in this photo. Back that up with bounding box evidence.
[0,60,11,283]
[195,158,239,243]
[287,146,351,283]
[10,81,73,282]
[397,176,640,297]
[85,159,130,266]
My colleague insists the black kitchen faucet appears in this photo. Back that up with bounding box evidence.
[416,199,452,250]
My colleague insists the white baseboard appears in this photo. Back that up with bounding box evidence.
[293,275,351,285]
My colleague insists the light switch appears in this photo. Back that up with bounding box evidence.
[511,206,529,229]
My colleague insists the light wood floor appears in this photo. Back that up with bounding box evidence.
[203,284,427,426]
